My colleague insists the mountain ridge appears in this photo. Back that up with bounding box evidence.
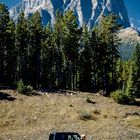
[118,27,140,60]
[9,0,130,28]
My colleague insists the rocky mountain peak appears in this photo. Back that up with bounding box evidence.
[9,0,130,28]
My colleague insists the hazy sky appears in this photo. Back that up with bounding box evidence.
[0,0,140,29]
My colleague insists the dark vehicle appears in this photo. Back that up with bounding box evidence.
[49,132,81,140]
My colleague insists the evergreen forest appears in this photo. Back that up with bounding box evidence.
[0,4,140,102]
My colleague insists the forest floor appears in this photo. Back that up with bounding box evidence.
[0,89,140,140]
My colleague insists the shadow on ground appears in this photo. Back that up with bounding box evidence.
[0,92,16,101]
[87,100,96,104]
[135,100,140,107]
[127,99,140,107]
[23,90,41,96]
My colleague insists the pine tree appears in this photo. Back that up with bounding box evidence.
[41,24,52,88]
[41,23,58,89]
[79,26,92,91]
[15,12,29,84]
[94,14,121,95]
[133,43,140,97]
[0,4,10,85]
[28,11,43,88]
[52,11,65,89]
[90,29,103,91]
[62,10,82,90]
[5,20,16,85]
[125,62,135,101]
[115,58,123,89]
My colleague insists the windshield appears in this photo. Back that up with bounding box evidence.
[55,133,81,140]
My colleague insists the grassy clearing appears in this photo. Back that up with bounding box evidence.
[0,90,140,139]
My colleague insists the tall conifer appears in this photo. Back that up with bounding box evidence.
[0,4,10,84]
[15,12,29,83]
[28,11,43,88]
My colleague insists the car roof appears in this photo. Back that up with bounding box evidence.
[50,132,80,135]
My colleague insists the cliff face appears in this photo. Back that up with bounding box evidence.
[9,0,130,28]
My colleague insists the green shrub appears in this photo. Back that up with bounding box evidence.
[111,90,130,104]
[17,79,27,94]
[17,80,34,95]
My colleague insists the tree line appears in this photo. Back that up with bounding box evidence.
[0,4,140,98]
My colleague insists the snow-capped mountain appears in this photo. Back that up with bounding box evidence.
[9,0,130,28]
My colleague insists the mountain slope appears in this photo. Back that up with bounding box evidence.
[9,0,130,28]
[118,27,140,43]
[118,27,140,60]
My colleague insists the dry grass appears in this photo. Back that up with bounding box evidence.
[125,116,140,127]
[0,90,140,140]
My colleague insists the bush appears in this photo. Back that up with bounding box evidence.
[17,80,33,95]
[111,90,130,104]
[17,79,27,94]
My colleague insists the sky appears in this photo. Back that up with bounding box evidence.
[124,0,140,30]
[0,0,140,29]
